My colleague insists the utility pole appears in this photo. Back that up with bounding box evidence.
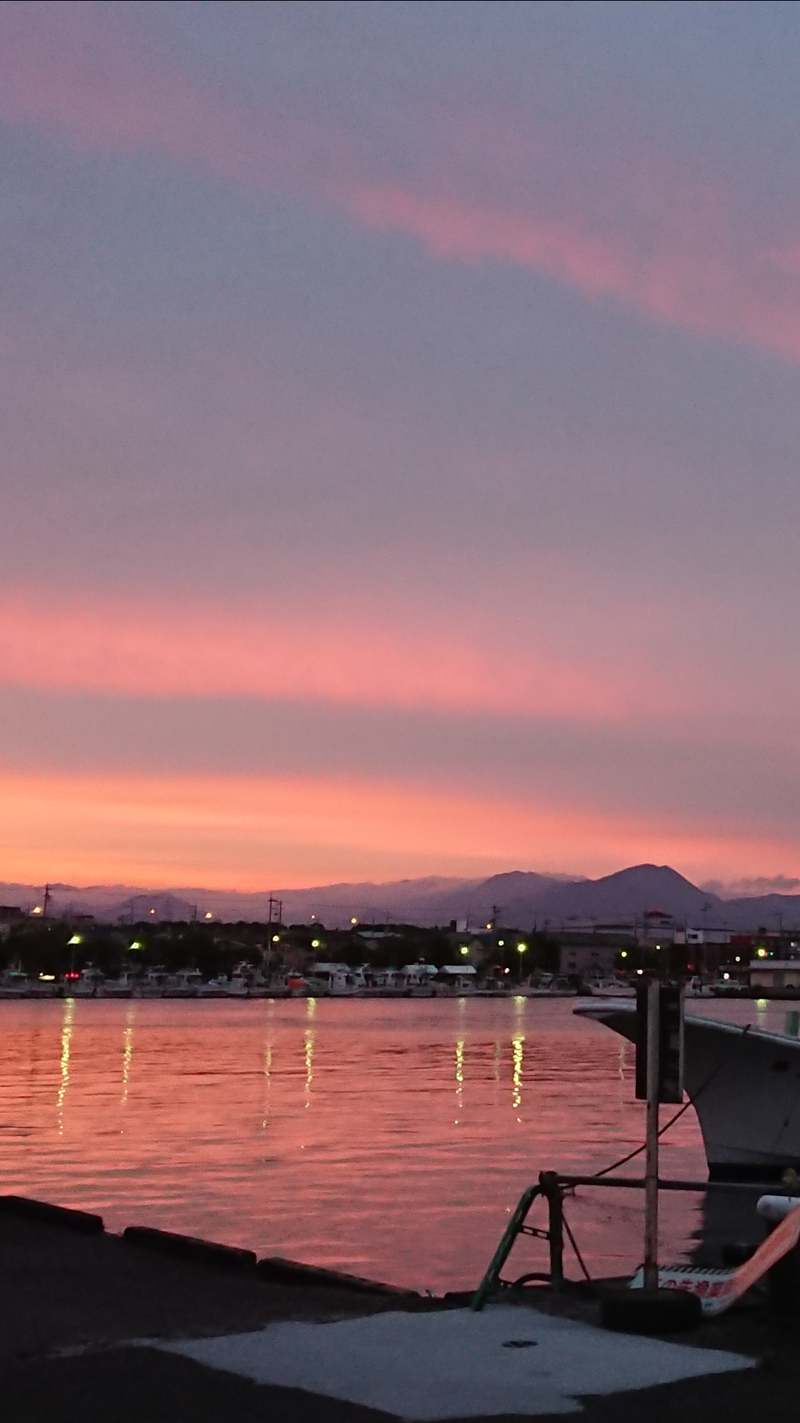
[643,978,660,1292]
[491,905,503,974]
[636,981,683,1293]
[42,885,51,919]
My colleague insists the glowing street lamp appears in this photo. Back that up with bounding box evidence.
[350,917,358,926]
[516,942,527,981]
[67,935,82,946]
[311,939,321,949]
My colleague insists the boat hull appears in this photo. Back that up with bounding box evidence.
[576,1002,800,1180]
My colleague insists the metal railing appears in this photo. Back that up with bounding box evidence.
[471,1169,779,1310]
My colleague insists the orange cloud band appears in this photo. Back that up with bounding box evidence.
[1,768,797,892]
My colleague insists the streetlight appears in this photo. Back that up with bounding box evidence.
[517,942,527,981]
[460,945,470,957]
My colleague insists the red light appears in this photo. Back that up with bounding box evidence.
[65,972,80,980]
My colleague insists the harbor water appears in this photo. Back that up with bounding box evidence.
[0,996,787,1291]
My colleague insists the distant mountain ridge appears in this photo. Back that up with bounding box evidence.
[1,863,799,931]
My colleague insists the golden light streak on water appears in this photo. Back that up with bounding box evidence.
[454,1038,465,1123]
[304,1027,315,1108]
[56,998,74,1133]
[511,1034,524,1114]
[121,1005,135,1110]
[262,1041,273,1131]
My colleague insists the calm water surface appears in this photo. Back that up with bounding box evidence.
[0,996,787,1290]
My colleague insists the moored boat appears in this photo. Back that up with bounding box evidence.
[586,977,636,999]
[0,968,30,999]
[576,999,800,1180]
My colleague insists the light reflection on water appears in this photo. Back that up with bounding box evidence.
[0,996,778,1291]
[56,998,74,1133]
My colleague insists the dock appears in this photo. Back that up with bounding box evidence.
[1,1196,799,1422]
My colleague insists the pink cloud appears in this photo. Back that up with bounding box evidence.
[2,9,800,359]
[0,590,641,722]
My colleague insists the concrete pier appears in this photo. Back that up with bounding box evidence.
[0,1197,798,1422]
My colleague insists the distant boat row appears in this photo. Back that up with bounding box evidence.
[0,962,586,1000]
[0,959,746,1002]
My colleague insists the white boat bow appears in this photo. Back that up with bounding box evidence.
[575,1000,800,1180]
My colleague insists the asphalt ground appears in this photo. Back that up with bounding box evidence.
[2,1210,799,1423]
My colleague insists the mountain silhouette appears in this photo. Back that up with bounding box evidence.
[0,862,797,930]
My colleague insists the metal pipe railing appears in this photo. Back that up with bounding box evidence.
[472,1168,783,1309]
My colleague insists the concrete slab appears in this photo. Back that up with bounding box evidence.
[161,1304,754,1419]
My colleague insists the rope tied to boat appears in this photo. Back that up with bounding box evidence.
[593,1023,753,1179]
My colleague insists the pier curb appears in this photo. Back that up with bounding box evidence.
[256,1255,419,1297]
[0,1196,104,1233]
[123,1226,257,1271]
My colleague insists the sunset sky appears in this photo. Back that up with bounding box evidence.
[3,0,800,892]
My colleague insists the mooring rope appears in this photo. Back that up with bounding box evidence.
[593,1022,753,1179]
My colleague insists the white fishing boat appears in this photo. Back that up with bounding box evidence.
[587,977,636,999]
[163,968,203,998]
[0,968,30,999]
[28,974,59,998]
[400,963,438,996]
[306,963,365,996]
[361,967,405,996]
[198,975,231,998]
[138,968,168,998]
[522,974,578,998]
[684,976,716,999]
[102,971,135,998]
[576,1000,800,1180]
[66,966,104,997]
[226,964,253,996]
[436,965,477,994]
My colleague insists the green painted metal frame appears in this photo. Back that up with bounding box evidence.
[472,1170,781,1311]
[471,1170,564,1311]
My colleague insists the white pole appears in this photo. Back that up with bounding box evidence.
[643,977,660,1292]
